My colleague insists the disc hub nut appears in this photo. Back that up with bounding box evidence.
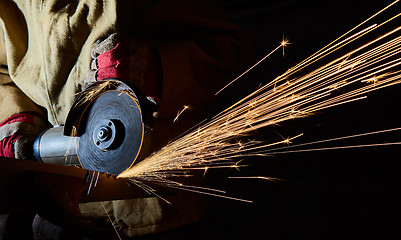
[93,119,120,150]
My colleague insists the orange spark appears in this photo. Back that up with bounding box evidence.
[281,36,290,57]
[173,105,190,122]
[215,41,285,95]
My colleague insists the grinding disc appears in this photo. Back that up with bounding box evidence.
[76,89,144,175]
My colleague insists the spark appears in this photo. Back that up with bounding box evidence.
[76,81,112,107]
[281,37,290,47]
[264,126,401,154]
[281,36,290,57]
[203,167,209,177]
[229,176,285,182]
[64,126,78,166]
[94,171,100,187]
[215,40,286,95]
[173,105,190,122]
[266,142,401,155]
[100,201,122,240]
[163,183,253,203]
[87,170,95,195]
[361,73,388,86]
[118,1,401,201]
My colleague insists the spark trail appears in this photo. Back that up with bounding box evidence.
[215,38,289,95]
[119,1,401,194]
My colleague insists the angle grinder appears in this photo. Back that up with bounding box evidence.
[33,80,150,175]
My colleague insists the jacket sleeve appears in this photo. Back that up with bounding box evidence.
[0,24,46,123]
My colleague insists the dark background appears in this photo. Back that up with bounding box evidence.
[216,1,401,239]
[142,1,401,239]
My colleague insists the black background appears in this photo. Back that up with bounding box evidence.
[215,1,401,239]
[140,1,401,239]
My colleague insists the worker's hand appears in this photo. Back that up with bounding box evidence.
[83,33,163,105]
[0,113,48,159]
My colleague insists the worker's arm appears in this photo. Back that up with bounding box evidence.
[0,25,45,122]
[0,24,49,159]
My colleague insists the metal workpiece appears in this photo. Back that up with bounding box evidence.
[0,157,151,215]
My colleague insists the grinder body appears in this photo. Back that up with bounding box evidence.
[32,80,147,175]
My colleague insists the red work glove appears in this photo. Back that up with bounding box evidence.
[0,113,48,160]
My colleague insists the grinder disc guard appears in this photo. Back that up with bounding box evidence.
[68,80,144,175]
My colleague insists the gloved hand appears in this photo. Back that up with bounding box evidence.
[83,33,163,129]
[84,33,163,105]
[0,113,49,160]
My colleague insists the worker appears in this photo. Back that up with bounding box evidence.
[0,0,249,239]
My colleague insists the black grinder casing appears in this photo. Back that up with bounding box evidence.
[33,80,147,175]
